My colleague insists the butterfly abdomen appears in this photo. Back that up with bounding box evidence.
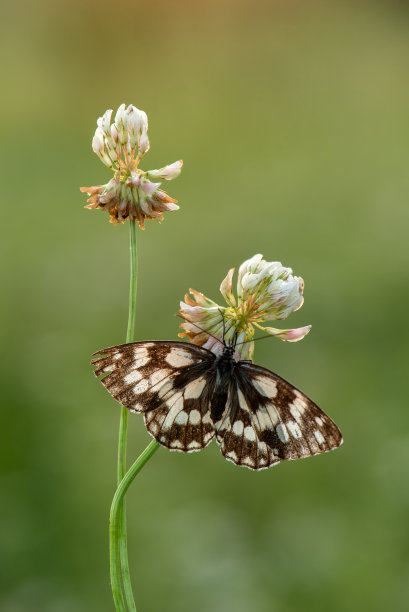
[210,355,235,423]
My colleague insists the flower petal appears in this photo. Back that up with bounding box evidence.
[237,254,264,298]
[260,325,312,342]
[147,160,183,180]
[220,268,236,307]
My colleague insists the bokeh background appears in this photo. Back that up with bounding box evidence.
[1,1,409,610]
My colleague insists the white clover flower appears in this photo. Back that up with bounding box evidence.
[81,104,183,227]
[179,255,311,360]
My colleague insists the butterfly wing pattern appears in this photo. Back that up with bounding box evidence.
[92,340,342,470]
[215,362,342,469]
[92,341,218,452]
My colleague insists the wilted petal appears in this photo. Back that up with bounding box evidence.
[140,179,161,195]
[182,289,219,309]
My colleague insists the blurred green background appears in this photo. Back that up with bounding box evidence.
[1,1,409,610]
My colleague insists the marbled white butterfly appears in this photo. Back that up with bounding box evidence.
[91,336,342,470]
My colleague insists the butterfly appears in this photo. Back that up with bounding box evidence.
[91,335,342,470]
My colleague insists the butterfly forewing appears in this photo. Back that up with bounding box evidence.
[92,341,217,451]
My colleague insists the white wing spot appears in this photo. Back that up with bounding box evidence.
[161,394,185,431]
[244,426,256,442]
[189,410,201,425]
[158,380,174,398]
[253,375,278,398]
[276,423,289,443]
[289,404,303,423]
[185,377,207,399]
[293,392,307,414]
[132,347,149,368]
[125,370,142,384]
[175,411,188,425]
[171,439,183,449]
[238,389,250,410]
[287,420,303,439]
[232,420,244,436]
[257,407,280,428]
[134,356,150,368]
[187,440,201,450]
[130,403,142,413]
[133,379,149,395]
[149,421,160,434]
[165,349,194,368]
[165,391,184,410]
[227,450,238,462]
[149,369,172,388]
[314,430,325,444]
[113,353,121,360]
[315,416,323,427]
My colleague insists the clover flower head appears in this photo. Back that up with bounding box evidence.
[81,104,183,228]
[179,255,311,360]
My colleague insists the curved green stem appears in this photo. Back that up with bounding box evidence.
[112,219,138,611]
[110,441,160,610]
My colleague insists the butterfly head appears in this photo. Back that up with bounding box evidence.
[221,342,236,359]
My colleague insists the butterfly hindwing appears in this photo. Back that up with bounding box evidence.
[144,368,217,452]
[216,362,343,470]
[214,379,277,470]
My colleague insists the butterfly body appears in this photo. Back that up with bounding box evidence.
[92,340,342,470]
[210,345,237,422]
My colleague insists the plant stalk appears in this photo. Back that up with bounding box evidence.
[111,219,138,611]
[110,440,160,608]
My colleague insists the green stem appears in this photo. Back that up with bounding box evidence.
[110,441,160,610]
[112,219,138,611]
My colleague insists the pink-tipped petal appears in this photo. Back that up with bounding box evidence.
[262,325,312,342]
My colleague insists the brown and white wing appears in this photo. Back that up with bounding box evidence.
[91,341,217,452]
[216,362,343,471]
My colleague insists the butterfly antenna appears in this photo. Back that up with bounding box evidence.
[218,308,227,345]
[235,334,277,346]
[175,313,223,345]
